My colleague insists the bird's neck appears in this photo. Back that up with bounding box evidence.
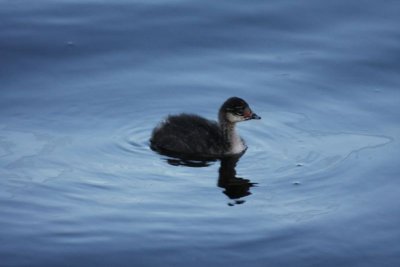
[219,119,245,154]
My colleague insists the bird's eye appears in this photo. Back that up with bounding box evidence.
[234,106,245,116]
[226,106,246,116]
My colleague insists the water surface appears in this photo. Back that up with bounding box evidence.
[1,0,400,266]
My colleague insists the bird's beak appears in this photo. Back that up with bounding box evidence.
[251,113,261,120]
[244,107,261,120]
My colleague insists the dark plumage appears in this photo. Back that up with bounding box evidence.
[151,114,224,156]
[150,97,261,157]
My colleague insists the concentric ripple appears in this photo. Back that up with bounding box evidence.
[238,111,392,182]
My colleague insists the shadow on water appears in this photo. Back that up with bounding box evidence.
[218,154,257,206]
[153,147,257,206]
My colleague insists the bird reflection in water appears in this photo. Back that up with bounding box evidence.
[218,155,257,206]
[161,152,257,206]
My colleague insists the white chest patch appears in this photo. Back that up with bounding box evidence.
[229,134,246,154]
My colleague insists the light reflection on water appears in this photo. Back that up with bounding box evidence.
[1,0,400,266]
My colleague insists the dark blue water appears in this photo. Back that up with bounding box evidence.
[1,1,400,266]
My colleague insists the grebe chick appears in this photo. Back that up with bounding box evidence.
[150,97,261,157]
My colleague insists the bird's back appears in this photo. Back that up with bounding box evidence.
[150,114,224,156]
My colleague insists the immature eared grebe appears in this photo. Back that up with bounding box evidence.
[150,97,261,157]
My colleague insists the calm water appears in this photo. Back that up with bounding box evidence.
[1,0,400,266]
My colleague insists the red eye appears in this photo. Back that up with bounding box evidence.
[243,108,252,118]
